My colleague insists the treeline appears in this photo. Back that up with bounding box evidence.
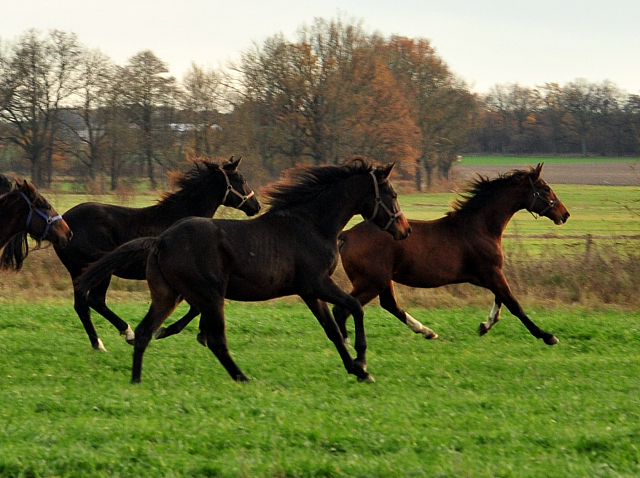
[1,19,639,192]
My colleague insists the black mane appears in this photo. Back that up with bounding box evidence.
[265,158,374,211]
[158,160,224,206]
[449,167,536,215]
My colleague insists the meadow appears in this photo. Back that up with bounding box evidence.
[0,160,639,477]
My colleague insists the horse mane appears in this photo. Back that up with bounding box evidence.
[0,231,39,271]
[264,158,374,211]
[158,160,224,206]
[448,166,537,216]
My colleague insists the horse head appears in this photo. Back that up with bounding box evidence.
[221,156,261,216]
[526,163,570,225]
[17,180,73,247]
[367,163,411,241]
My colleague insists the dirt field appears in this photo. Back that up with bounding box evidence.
[453,161,640,186]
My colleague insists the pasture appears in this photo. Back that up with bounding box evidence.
[1,301,640,477]
[1,161,639,477]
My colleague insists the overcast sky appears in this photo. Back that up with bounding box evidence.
[3,0,639,94]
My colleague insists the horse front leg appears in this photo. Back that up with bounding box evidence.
[302,296,372,382]
[489,274,558,345]
[379,284,438,339]
[73,288,106,351]
[478,298,502,336]
[86,276,134,344]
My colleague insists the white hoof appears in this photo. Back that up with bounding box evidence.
[357,374,376,383]
[95,338,107,352]
[121,325,135,343]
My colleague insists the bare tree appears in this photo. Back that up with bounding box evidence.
[0,29,82,186]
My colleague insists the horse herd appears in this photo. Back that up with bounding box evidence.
[0,157,569,384]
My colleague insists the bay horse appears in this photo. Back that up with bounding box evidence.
[75,159,411,383]
[0,179,73,269]
[333,164,570,364]
[53,156,260,352]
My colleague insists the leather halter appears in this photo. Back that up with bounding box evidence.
[18,191,63,240]
[221,169,255,209]
[527,176,558,218]
[366,171,404,231]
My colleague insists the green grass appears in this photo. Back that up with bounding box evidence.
[1,301,640,477]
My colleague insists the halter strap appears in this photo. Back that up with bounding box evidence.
[366,171,404,231]
[18,191,63,240]
[221,169,255,209]
[527,176,558,219]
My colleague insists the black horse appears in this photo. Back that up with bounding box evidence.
[75,159,411,383]
[54,157,260,351]
[0,174,12,195]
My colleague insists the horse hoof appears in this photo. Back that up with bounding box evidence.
[357,374,376,383]
[197,333,208,347]
[478,323,489,336]
[121,325,135,343]
[423,331,438,339]
[544,335,559,345]
[94,338,107,352]
[154,327,167,340]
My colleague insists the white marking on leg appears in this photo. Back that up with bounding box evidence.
[121,325,135,344]
[481,302,501,332]
[96,338,107,352]
[405,313,437,339]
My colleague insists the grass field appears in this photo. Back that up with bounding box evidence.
[1,158,639,476]
[1,301,640,477]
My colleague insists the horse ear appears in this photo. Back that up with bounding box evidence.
[534,163,544,180]
[224,155,242,171]
[376,162,395,181]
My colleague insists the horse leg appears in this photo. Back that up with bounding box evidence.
[303,295,373,382]
[154,304,200,341]
[199,301,248,382]
[73,288,106,351]
[379,283,438,339]
[332,283,380,341]
[488,273,558,345]
[478,298,502,336]
[86,276,134,344]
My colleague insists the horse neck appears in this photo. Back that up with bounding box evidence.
[469,187,526,237]
[296,178,365,238]
[148,185,225,226]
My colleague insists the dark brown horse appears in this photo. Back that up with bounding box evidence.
[333,164,570,362]
[75,159,411,383]
[0,174,12,195]
[53,157,260,351]
[0,179,73,269]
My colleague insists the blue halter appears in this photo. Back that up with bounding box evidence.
[18,191,63,240]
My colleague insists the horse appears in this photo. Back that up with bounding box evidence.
[52,156,260,352]
[0,174,12,195]
[74,158,411,383]
[0,179,73,269]
[333,163,570,364]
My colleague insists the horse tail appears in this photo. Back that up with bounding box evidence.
[73,237,158,294]
[0,232,33,271]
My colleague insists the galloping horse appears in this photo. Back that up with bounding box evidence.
[333,164,570,363]
[75,159,411,383]
[53,157,260,351]
[0,179,73,268]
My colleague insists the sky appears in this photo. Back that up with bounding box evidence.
[2,0,640,95]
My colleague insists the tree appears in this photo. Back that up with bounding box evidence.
[121,50,178,188]
[0,29,82,186]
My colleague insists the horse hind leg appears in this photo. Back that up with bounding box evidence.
[199,302,248,382]
[86,276,134,344]
[154,304,200,341]
[379,284,437,339]
[479,299,502,336]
